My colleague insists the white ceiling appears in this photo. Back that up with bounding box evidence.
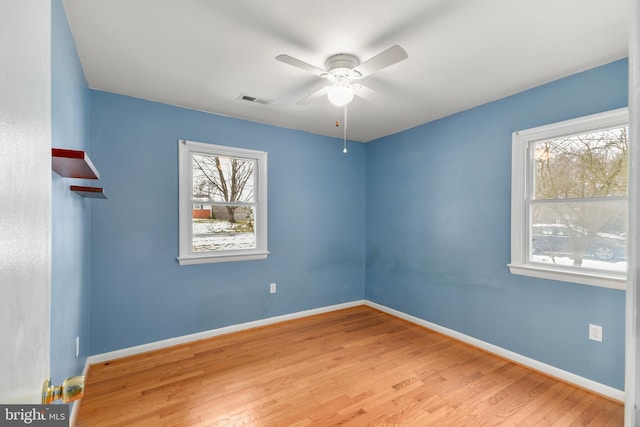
[62,0,628,143]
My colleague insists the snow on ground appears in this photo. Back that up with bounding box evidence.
[532,254,626,273]
[192,220,255,252]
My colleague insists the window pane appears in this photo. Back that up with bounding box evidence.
[530,199,627,272]
[533,126,628,199]
[192,154,255,203]
[191,153,257,253]
[192,204,256,252]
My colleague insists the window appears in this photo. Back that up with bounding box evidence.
[178,140,268,265]
[510,108,628,289]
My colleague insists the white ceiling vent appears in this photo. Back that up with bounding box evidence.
[237,94,273,105]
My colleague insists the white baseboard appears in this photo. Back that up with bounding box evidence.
[85,298,624,403]
[88,300,365,364]
[364,300,625,403]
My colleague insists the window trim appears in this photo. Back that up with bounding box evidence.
[177,139,268,265]
[509,108,628,290]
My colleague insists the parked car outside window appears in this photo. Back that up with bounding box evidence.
[531,224,626,261]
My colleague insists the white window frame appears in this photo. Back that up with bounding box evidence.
[178,139,268,265]
[509,108,628,290]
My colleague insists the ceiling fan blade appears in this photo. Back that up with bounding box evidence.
[276,54,327,77]
[352,84,383,105]
[353,45,408,77]
[296,86,330,105]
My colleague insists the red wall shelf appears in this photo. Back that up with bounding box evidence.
[52,148,107,199]
[52,148,100,179]
[70,186,107,199]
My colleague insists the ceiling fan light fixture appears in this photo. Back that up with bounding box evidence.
[327,81,354,107]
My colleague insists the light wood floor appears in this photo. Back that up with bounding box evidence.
[76,306,623,426]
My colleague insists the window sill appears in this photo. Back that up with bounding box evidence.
[508,263,626,290]
[178,251,269,265]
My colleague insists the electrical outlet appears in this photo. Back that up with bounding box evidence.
[75,337,80,358]
[270,283,276,294]
[589,324,603,342]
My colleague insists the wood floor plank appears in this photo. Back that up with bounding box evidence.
[76,306,623,426]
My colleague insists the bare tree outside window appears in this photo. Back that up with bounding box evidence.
[534,127,627,200]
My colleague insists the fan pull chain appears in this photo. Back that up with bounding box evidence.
[343,104,348,154]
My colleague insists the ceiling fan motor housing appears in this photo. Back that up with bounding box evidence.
[324,54,362,81]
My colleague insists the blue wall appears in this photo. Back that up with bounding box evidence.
[51,0,91,385]
[88,92,366,354]
[366,59,628,390]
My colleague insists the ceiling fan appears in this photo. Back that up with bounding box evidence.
[276,45,408,107]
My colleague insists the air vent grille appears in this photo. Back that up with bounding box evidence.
[237,94,273,105]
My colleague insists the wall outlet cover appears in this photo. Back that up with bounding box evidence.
[588,324,603,342]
